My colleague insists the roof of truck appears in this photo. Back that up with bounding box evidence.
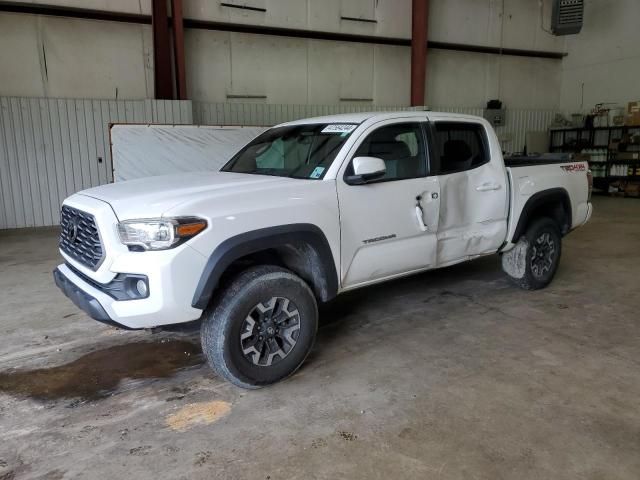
[280,110,482,127]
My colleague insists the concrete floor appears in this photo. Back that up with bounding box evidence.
[1,195,639,480]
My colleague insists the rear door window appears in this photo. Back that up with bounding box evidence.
[431,122,489,175]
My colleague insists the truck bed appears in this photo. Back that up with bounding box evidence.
[503,156,591,249]
[504,153,574,168]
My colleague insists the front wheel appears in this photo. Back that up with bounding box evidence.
[200,265,318,389]
[501,217,562,290]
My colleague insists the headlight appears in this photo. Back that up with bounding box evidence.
[117,217,207,251]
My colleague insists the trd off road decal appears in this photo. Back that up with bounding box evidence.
[560,164,586,172]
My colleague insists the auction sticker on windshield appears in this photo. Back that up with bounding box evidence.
[321,124,357,134]
[310,166,325,179]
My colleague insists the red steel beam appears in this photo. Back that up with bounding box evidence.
[171,0,187,100]
[152,0,173,99]
[410,0,429,106]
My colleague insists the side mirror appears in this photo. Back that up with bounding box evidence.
[345,156,386,185]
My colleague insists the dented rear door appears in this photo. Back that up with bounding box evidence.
[428,119,509,266]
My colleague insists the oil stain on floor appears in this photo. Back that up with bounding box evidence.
[0,340,203,401]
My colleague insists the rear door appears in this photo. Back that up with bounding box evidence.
[429,120,509,265]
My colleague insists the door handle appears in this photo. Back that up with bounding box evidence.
[415,194,428,232]
[476,182,502,192]
[415,205,428,231]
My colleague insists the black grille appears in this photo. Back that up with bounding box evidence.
[558,0,583,24]
[59,205,104,270]
[551,0,583,35]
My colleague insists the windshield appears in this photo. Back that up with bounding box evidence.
[222,123,358,179]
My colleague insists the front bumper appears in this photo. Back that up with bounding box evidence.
[53,267,135,330]
[54,247,206,329]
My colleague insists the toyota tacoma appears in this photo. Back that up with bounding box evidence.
[54,111,593,388]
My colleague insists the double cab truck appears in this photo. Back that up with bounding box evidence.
[54,111,593,388]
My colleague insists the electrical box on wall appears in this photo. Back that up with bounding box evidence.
[551,0,584,35]
[484,109,505,127]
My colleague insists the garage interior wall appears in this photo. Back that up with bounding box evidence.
[559,0,640,112]
[0,0,566,109]
[1,0,635,230]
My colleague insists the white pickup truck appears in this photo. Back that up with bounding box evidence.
[54,111,592,388]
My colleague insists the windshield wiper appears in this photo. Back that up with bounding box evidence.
[244,168,289,176]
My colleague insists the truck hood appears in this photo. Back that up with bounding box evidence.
[79,171,301,220]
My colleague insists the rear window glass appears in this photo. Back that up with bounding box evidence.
[433,122,489,175]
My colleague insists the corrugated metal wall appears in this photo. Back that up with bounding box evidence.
[498,109,559,155]
[192,102,558,154]
[0,97,558,229]
[192,102,408,127]
[0,98,192,229]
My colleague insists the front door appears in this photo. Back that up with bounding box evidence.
[337,120,440,289]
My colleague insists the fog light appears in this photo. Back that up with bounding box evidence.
[136,279,148,297]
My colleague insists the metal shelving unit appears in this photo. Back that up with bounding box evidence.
[549,125,640,190]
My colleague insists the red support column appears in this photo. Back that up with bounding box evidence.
[171,0,187,100]
[152,0,173,99]
[410,0,429,106]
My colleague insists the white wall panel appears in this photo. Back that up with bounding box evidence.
[0,14,45,98]
[339,43,374,101]
[0,12,152,100]
[183,29,562,108]
[42,17,152,99]
[183,0,410,38]
[1,3,568,110]
[185,30,232,103]
[560,0,640,112]
[426,50,561,110]
[185,0,307,29]
[0,98,192,229]
[23,0,151,15]
[229,33,308,104]
[373,45,411,106]
[428,0,564,52]
[307,41,376,105]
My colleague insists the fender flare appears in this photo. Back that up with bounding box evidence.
[512,187,572,242]
[191,224,339,310]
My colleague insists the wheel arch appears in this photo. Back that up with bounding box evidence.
[192,224,339,310]
[512,188,572,243]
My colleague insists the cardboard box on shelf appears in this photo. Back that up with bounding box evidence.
[609,181,622,193]
[628,101,640,114]
[615,152,640,161]
[626,112,640,126]
[624,182,640,197]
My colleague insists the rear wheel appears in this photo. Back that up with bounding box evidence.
[200,265,318,389]
[501,217,562,290]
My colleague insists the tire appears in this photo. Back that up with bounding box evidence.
[200,265,318,389]
[501,217,562,290]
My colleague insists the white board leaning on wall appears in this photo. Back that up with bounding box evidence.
[110,124,267,182]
